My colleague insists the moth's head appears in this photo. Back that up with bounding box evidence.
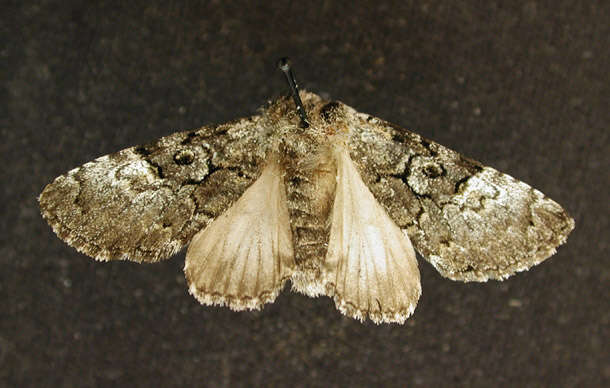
[298,91,351,137]
[264,91,351,149]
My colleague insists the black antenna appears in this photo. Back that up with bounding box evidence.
[277,57,309,128]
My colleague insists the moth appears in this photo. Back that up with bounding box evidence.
[39,59,574,324]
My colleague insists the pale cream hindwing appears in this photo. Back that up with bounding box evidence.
[323,148,422,324]
[185,159,295,310]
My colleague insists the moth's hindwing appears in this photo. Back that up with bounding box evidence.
[185,159,295,311]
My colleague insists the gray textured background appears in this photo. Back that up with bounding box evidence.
[3,1,608,387]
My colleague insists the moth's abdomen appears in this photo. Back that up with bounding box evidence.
[284,142,337,296]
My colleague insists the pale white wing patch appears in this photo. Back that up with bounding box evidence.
[323,148,421,324]
[184,159,295,310]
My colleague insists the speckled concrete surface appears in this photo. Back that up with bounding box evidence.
[2,1,608,387]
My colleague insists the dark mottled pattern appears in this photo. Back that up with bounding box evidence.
[343,102,573,282]
[39,118,266,262]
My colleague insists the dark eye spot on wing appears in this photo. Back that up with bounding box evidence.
[173,149,195,165]
[422,162,446,178]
